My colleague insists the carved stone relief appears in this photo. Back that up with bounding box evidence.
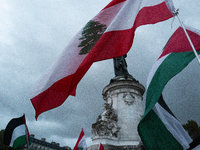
[92,100,120,137]
[123,92,135,105]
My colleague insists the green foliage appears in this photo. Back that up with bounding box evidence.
[0,129,24,150]
[183,120,200,140]
[78,20,107,55]
[0,129,12,150]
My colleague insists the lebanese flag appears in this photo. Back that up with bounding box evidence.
[30,0,176,119]
[3,115,31,149]
[138,26,200,150]
[73,129,87,150]
[98,143,105,150]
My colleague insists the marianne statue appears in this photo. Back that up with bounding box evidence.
[110,54,138,82]
[111,54,137,83]
[113,54,130,77]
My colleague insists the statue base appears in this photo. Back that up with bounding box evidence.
[110,75,138,83]
[88,78,145,150]
[88,143,145,150]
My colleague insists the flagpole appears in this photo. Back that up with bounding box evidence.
[24,114,30,150]
[175,10,200,65]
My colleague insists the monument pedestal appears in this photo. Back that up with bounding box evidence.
[88,77,145,150]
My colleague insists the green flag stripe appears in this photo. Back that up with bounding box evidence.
[138,109,183,150]
[153,102,192,148]
[144,51,200,117]
[12,135,27,149]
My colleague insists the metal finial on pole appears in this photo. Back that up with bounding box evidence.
[175,9,200,65]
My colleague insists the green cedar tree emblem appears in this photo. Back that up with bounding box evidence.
[78,20,107,55]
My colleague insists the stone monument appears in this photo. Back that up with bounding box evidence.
[88,55,145,150]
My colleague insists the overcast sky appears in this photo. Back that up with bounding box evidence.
[0,0,200,148]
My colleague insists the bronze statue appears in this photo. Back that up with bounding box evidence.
[113,54,131,77]
[114,54,134,77]
[111,54,138,83]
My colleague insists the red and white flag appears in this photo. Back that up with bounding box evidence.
[73,129,87,150]
[98,143,105,150]
[30,0,175,119]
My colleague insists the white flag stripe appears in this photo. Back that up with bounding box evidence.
[78,135,87,150]
[153,103,192,149]
[146,54,168,88]
[106,0,175,32]
[9,124,26,147]
[93,2,125,27]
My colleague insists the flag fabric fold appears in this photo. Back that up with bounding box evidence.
[3,114,31,149]
[98,143,105,150]
[188,134,200,150]
[73,129,87,150]
[138,26,200,150]
[30,0,176,119]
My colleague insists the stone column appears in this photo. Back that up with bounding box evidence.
[88,78,145,150]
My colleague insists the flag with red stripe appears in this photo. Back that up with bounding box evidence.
[98,143,105,150]
[73,129,87,150]
[30,0,175,119]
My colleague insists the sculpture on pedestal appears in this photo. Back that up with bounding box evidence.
[92,100,120,137]
[88,54,145,150]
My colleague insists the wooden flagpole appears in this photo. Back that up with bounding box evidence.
[175,9,200,65]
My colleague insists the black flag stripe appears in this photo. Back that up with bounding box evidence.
[3,115,25,146]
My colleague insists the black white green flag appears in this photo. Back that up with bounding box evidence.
[3,114,30,149]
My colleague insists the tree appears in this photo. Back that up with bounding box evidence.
[78,20,107,55]
[0,129,12,150]
[182,120,200,140]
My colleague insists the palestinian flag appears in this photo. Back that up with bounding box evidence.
[3,114,30,149]
[30,0,176,119]
[138,26,200,150]
[73,129,87,150]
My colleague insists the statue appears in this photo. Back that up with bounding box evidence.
[111,54,137,82]
[92,100,120,137]
[113,54,130,77]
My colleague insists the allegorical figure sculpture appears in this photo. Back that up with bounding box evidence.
[111,54,138,84]
[113,54,130,77]
[92,101,120,137]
